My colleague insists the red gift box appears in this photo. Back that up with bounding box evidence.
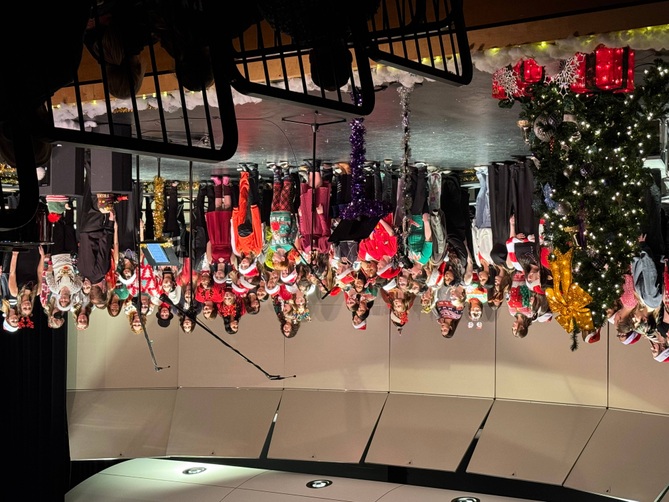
[571,46,635,94]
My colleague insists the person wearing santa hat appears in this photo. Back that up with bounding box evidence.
[617,330,642,345]
[649,333,669,362]
[352,315,367,330]
[231,165,264,260]
[357,213,397,264]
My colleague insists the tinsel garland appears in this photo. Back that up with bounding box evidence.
[340,91,391,220]
[153,176,165,241]
[398,85,414,214]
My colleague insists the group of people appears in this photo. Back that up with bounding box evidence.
[1,154,668,363]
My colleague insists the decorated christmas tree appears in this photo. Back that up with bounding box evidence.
[495,51,669,348]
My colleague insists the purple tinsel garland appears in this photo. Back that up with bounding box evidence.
[341,91,391,220]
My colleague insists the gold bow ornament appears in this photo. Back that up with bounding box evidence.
[545,248,595,334]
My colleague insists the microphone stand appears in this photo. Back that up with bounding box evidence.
[163,295,296,381]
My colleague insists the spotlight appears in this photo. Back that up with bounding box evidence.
[182,467,207,475]
[306,479,333,489]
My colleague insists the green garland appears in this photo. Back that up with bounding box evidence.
[505,58,669,334]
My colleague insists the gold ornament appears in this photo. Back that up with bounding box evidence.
[153,176,165,241]
[545,248,594,334]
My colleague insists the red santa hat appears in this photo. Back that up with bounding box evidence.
[336,268,354,283]
[540,246,551,270]
[329,286,342,296]
[231,282,248,295]
[213,275,227,284]
[238,276,256,291]
[352,319,367,330]
[426,266,444,288]
[382,278,397,292]
[378,264,401,280]
[582,329,600,344]
[118,271,137,286]
[653,347,669,362]
[265,283,281,296]
[280,269,298,284]
[238,260,258,277]
[621,331,641,345]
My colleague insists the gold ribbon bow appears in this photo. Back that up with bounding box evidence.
[545,248,594,334]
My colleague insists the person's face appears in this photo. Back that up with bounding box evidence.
[184,285,192,302]
[7,310,19,326]
[392,299,405,312]
[345,294,357,310]
[202,302,214,317]
[438,316,452,337]
[257,284,268,301]
[109,302,120,316]
[162,276,174,292]
[295,295,305,306]
[494,273,502,287]
[617,331,630,343]
[267,274,278,289]
[82,278,92,294]
[223,291,235,305]
[361,261,377,277]
[248,294,259,310]
[356,302,368,316]
[182,318,194,333]
[58,289,71,308]
[20,298,33,316]
[229,319,238,331]
[421,289,433,307]
[282,302,293,314]
[76,314,88,330]
[214,269,226,282]
[512,315,524,337]
[240,257,250,269]
[272,249,286,265]
[159,307,170,320]
[131,313,142,331]
[123,268,133,279]
[527,264,540,285]
[470,300,482,321]
[397,275,408,288]
[478,270,489,285]
[50,316,64,329]
[199,273,211,288]
[443,269,455,285]
[282,322,293,337]
[353,314,363,326]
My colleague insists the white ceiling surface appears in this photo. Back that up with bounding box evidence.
[66,458,542,502]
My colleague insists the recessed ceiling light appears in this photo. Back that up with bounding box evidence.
[306,479,332,489]
[451,497,480,502]
[182,467,207,475]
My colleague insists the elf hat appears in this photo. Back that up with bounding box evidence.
[352,319,367,330]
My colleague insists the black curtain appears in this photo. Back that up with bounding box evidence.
[2,287,70,497]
